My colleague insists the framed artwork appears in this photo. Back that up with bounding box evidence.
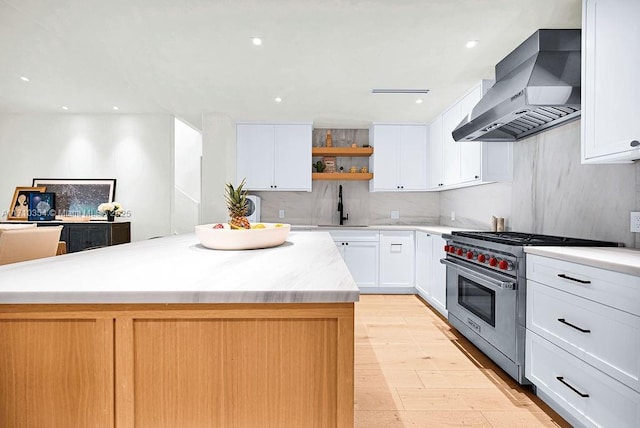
[7,186,46,220]
[31,178,116,217]
[27,192,56,221]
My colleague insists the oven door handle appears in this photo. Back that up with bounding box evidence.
[440,259,516,291]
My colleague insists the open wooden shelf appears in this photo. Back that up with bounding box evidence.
[312,172,373,181]
[312,147,373,157]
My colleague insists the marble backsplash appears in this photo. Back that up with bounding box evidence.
[255,180,440,226]
[439,121,640,248]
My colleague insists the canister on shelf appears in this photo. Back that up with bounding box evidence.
[323,156,336,173]
[496,217,505,232]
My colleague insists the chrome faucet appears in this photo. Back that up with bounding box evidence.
[338,184,348,225]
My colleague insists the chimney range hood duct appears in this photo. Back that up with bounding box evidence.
[452,29,581,142]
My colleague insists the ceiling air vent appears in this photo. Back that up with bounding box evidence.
[371,89,430,94]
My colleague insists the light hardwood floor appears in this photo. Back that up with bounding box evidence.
[354,295,570,428]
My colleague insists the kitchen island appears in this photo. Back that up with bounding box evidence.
[0,231,358,428]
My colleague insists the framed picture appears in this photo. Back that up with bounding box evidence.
[31,178,116,217]
[28,192,56,221]
[7,186,46,220]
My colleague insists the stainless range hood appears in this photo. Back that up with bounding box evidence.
[453,29,581,142]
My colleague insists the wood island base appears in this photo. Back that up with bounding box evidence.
[0,303,354,428]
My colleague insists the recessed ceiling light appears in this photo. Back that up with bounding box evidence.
[113,106,119,111]
[252,37,262,46]
[274,97,282,103]
[61,106,69,110]
[20,76,29,82]
[416,99,423,104]
[466,40,479,49]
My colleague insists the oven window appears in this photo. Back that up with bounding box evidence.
[458,277,496,327]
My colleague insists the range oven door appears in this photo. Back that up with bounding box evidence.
[442,258,518,362]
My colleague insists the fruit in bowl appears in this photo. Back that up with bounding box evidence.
[196,222,291,250]
[195,179,290,249]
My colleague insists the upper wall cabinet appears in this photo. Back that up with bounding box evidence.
[582,0,640,163]
[431,80,513,189]
[236,123,312,191]
[369,124,429,192]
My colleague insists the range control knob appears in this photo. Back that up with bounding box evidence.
[444,245,450,252]
[456,248,464,256]
[488,257,498,267]
[477,254,486,263]
[466,251,474,260]
[498,260,512,270]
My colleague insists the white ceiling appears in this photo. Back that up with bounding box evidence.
[0,0,581,130]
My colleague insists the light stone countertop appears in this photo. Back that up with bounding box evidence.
[291,224,473,235]
[525,246,640,276]
[0,231,359,304]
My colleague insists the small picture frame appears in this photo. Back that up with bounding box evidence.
[28,192,56,221]
[7,186,46,220]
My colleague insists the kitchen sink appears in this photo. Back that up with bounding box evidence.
[317,224,369,227]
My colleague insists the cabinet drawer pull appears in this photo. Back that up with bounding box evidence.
[556,376,589,398]
[557,273,591,284]
[557,318,591,333]
[631,140,639,147]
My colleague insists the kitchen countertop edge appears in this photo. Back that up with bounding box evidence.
[524,246,640,276]
[291,224,472,235]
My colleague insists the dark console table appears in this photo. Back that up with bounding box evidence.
[1,221,131,253]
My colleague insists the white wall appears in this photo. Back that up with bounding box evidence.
[173,118,202,234]
[0,114,174,241]
[201,113,235,224]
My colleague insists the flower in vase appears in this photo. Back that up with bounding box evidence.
[98,202,124,217]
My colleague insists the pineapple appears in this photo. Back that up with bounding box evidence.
[225,179,251,229]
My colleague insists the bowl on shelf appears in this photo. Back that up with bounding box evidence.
[195,222,291,250]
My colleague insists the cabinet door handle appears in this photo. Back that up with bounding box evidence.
[557,273,591,284]
[631,140,639,147]
[556,376,589,398]
[557,318,591,333]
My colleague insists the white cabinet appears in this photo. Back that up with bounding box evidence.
[236,123,312,191]
[329,230,379,289]
[379,231,415,288]
[526,254,640,428]
[336,242,379,288]
[582,0,640,163]
[429,234,447,316]
[415,232,431,295]
[526,332,640,428]
[415,232,447,317]
[431,80,513,189]
[428,116,444,188]
[369,124,428,191]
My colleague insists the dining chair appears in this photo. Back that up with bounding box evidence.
[0,226,63,265]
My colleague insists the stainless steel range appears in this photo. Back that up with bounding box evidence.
[440,231,621,384]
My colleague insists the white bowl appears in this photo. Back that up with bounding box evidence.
[195,222,291,250]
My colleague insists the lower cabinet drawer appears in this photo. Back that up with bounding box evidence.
[526,332,640,428]
[527,280,640,392]
[526,254,640,317]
